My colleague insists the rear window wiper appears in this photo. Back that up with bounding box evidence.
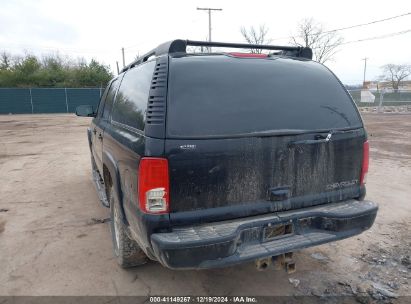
[289,129,357,147]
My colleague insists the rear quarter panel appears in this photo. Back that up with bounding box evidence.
[102,124,170,253]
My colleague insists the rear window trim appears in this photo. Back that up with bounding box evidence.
[164,125,363,140]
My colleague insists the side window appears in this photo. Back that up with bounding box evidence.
[102,78,120,120]
[111,61,156,130]
[96,84,111,118]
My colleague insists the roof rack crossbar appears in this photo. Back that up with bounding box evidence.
[186,40,301,52]
[120,39,312,73]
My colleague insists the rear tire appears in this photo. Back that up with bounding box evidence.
[90,153,97,172]
[109,185,147,268]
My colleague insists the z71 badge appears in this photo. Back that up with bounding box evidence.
[179,144,196,150]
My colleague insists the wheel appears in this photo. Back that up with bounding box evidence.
[109,185,148,268]
[90,153,97,172]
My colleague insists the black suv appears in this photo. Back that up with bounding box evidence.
[76,40,378,270]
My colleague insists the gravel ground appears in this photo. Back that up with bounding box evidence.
[0,113,410,301]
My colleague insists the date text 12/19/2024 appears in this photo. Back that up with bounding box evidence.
[149,297,258,303]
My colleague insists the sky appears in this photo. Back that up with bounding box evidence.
[0,0,410,85]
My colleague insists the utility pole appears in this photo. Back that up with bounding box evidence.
[116,61,120,75]
[121,48,125,68]
[197,7,222,52]
[362,57,368,88]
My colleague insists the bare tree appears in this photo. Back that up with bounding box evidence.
[0,52,12,70]
[240,25,270,53]
[291,18,343,64]
[380,64,411,91]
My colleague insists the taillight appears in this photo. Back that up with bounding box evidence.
[138,158,169,214]
[360,141,369,185]
[228,52,268,58]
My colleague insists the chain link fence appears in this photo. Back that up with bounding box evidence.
[0,88,103,114]
[1,87,410,115]
[348,89,411,112]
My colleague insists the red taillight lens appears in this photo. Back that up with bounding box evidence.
[360,141,369,185]
[228,52,268,58]
[138,158,169,214]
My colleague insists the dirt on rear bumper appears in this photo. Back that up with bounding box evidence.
[151,200,378,269]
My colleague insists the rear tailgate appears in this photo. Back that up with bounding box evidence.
[165,55,365,226]
[166,129,365,225]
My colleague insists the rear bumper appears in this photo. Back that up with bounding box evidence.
[151,200,378,269]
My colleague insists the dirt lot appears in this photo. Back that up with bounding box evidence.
[0,114,410,300]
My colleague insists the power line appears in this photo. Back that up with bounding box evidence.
[310,28,411,49]
[271,12,411,41]
[323,12,411,34]
[340,28,411,46]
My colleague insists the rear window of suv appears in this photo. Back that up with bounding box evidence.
[167,55,362,138]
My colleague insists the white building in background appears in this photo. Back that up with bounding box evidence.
[360,90,375,103]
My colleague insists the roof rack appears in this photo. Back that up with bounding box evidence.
[120,40,312,73]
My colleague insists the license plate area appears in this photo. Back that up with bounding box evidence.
[263,221,294,242]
